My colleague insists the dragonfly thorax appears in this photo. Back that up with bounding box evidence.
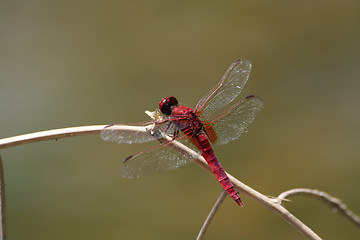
[171,107,203,137]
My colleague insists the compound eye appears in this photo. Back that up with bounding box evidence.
[159,96,178,115]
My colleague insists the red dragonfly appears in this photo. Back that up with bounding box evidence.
[101,59,263,206]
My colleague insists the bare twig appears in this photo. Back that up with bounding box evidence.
[197,190,227,240]
[0,155,5,240]
[0,125,107,149]
[4,124,358,239]
[0,125,322,239]
[277,188,360,228]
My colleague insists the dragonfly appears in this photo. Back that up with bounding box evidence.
[101,59,264,206]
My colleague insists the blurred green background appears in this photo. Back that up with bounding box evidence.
[1,1,359,239]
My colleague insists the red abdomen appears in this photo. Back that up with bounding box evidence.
[193,133,244,206]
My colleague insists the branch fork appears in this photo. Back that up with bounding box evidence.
[0,124,359,240]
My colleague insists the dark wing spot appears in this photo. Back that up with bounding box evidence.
[123,155,133,163]
[245,95,254,99]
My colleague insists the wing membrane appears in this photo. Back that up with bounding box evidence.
[207,95,264,145]
[120,140,194,178]
[100,117,176,144]
[101,124,196,178]
[101,125,156,144]
[195,59,252,119]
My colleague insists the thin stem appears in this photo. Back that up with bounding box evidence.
[0,125,107,149]
[277,188,360,228]
[196,190,227,240]
[0,155,5,240]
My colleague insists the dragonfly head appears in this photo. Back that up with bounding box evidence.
[159,96,178,115]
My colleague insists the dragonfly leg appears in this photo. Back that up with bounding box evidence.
[155,121,172,133]
[172,128,179,140]
[164,122,173,131]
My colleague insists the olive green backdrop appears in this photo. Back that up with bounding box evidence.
[0,1,359,239]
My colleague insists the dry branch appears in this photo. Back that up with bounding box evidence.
[0,124,357,239]
[196,190,227,240]
[277,188,360,228]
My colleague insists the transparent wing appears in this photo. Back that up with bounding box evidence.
[100,112,176,144]
[101,125,157,144]
[206,95,264,145]
[101,123,196,178]
[120,140,194,178]
[195,59,252,119]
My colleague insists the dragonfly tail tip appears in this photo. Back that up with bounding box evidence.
[236,199,245,207]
